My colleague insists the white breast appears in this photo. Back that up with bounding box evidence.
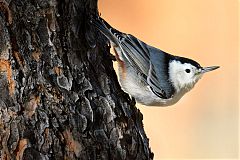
[118,65,189,106]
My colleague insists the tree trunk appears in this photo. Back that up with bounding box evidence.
[0,0,153,159]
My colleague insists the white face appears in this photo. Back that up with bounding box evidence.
[169,60,203,92]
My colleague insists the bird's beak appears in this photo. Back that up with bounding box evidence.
[201,66,220,74]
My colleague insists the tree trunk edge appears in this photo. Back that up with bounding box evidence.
[0,0,154,159]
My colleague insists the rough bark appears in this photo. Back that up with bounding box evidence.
[0,0,153,159]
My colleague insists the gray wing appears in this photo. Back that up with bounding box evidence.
[147,46,175,98]
[119,34,150,75]
[119,34,175,99]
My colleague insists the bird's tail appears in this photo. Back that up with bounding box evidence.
[90,15,121,45]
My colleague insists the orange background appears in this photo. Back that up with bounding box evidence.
[99,0,239,159]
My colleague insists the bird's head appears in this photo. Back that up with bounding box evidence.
[168,57,219,92]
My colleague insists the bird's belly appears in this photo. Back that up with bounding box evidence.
[118,66,186,106]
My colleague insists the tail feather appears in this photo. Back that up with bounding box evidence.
[90,15,122,45]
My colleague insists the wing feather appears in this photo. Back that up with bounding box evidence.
[119,35,174,98]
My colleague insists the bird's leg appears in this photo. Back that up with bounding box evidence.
[108,54,116,61]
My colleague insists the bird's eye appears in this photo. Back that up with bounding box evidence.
[185,69,191,73]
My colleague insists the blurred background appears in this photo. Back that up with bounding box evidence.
[99,0,239,159]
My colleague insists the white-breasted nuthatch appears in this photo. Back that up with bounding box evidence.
[91,16,219,106]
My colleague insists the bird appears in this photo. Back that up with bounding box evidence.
[90,16,219,106]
